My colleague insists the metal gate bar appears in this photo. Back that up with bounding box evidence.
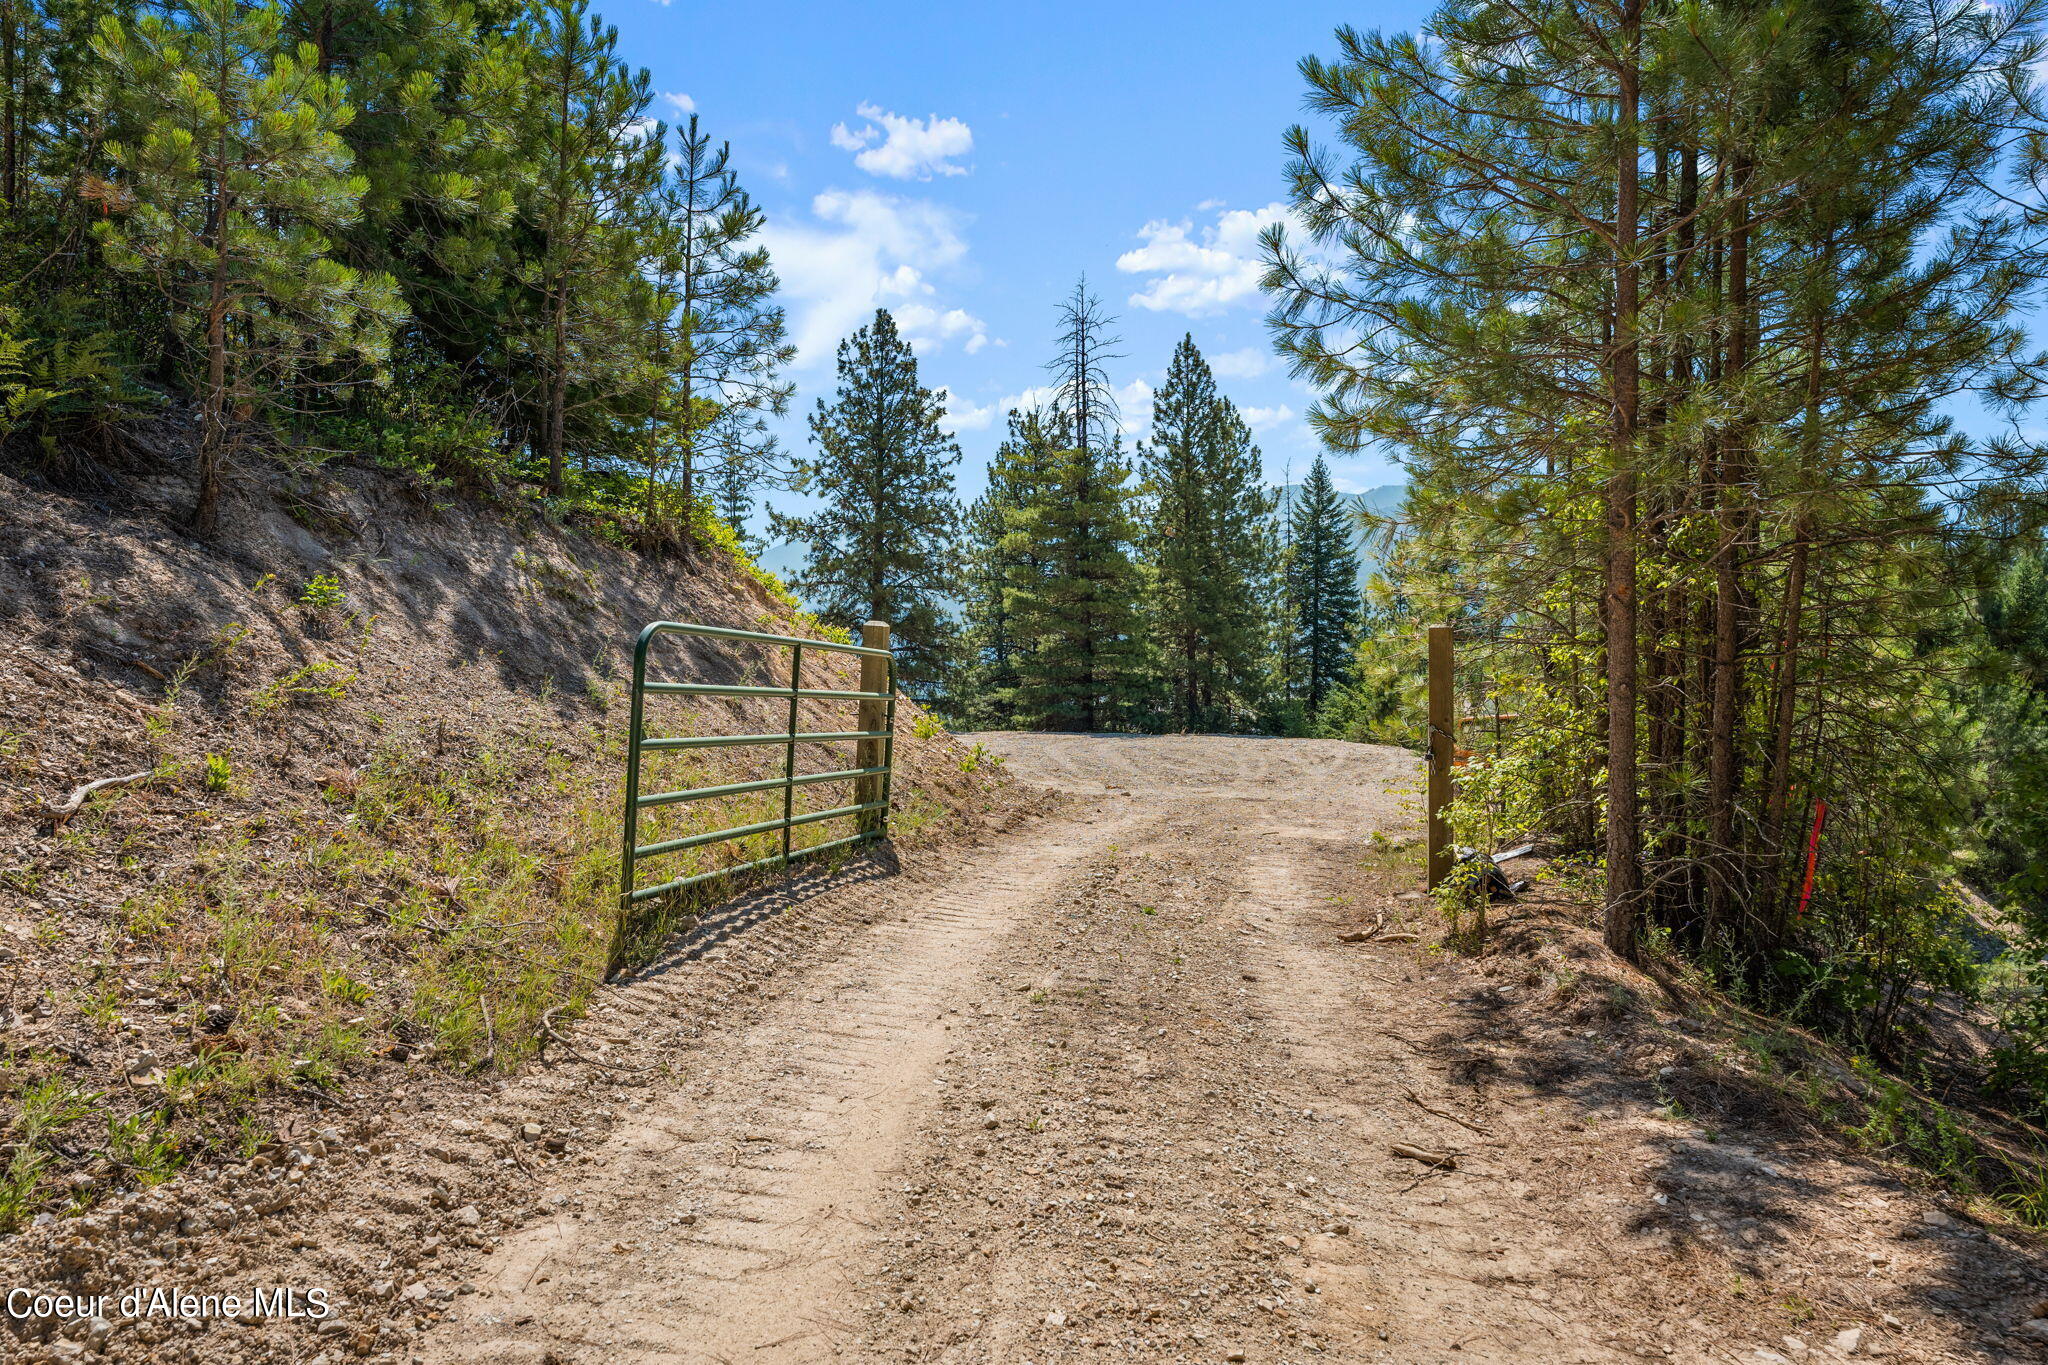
[620,620,895,910]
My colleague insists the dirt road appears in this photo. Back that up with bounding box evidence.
[421,734,2044,1365]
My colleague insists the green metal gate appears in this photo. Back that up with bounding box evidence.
[619,620,897,911]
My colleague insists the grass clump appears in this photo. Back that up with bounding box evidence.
[249,661,355,713]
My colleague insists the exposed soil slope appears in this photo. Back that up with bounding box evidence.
[0,463,1024,1362]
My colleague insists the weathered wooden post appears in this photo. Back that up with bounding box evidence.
[1426,623,1454,890]
[856,620,891,832]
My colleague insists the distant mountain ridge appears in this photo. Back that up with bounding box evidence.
[1275,481,1407,592]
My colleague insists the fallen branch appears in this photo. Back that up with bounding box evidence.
[46,770,150,827]
[539,1007,658,1076]
[1403,1088,1491,1135]
[1375,1028,1429,1053]
[1389,1141,1457,1169]
[1375,932,1422,944]
[1338,912,1388,944]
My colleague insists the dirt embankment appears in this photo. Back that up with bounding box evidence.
[0,459,1025,1360]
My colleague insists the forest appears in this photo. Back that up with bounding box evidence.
[10,0,2048,1139]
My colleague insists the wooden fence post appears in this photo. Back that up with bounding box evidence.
[856,620,891,832]
[1426,624,1454,890]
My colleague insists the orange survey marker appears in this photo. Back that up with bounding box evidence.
[1796,800,1828,920]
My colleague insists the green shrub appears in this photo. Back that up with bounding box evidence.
[296,573,345,611]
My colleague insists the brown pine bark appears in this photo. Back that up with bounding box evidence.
[1704,156,1751,945]
[545,287,568,496]
[3,0,18,211]
[1603,0,1644,959]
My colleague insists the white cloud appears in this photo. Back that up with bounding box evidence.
[897,304,990,355]
[987,380,1152,438]
[937,388,997,433]
[982,379,1155,439]
[1208,347,1275,380]
[996,384,1060,417]
[758,189,984,368]
[1116,202,1288,316]
[830,102,973,180]
[660,91,695,115]
[1238,403,1295,433]
[1117,378,1155,436]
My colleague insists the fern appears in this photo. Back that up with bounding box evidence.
[0,305,153,448]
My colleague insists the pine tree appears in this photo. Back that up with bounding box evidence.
[280,0,515,340]
[0,0,794,543]
[1004,284,1150,731]
[1141,334,1277,732]
[775,308,960,698]
[1045,276,1121,456]
[93,0,402,531]
[955,407,1057,728]
[1978,546,2048,912]
[709,434,771,556]
[1268,1,2048,968]
[503,0,663,495]
[654,113,793,518]
[1282,455,1360,720]
[1004,433,1149,732]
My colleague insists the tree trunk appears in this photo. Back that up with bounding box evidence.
[1705,156,1752,947]
[196,287,227,536]
[3,0,18,211]
[1603,0,1644,959]
[1765,530,1809,856]
[545,288,567,496]
[193,121,232,536]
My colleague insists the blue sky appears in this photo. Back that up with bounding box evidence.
[604,0,1429,530]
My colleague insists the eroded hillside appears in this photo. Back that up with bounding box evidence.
[0,460,1026,1246]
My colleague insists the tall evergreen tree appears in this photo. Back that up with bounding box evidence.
[1004,432,1149,731]
[503,0,663,495]
[709,445,753,547]
[1,0,800,561]
[1004,284,1149,731]
[1977,546,2048,913]
[1282,455,1360,720]
[1267,0,2048,970]
[644,113,792,521]
[1044,275,1121,456]
[1141,334,1277,731]
[775,308,960,697]
[955,407,1057,728]
[93,0,403,531]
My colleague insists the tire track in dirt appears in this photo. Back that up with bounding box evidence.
[1231,826,1631,1363]
[430,811,1136,1365]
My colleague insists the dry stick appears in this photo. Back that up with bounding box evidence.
[1375,1028,1430,1053]
[1403,1088,1491,1136]
[1399,1167,1446,1196]
[477,996,497,1073]
[46,770,150,826]
[1338,912,1389,944]
[1392,1141,1461,1195]
[1389,1141,1458,1168]
[538,1007,658,1075]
